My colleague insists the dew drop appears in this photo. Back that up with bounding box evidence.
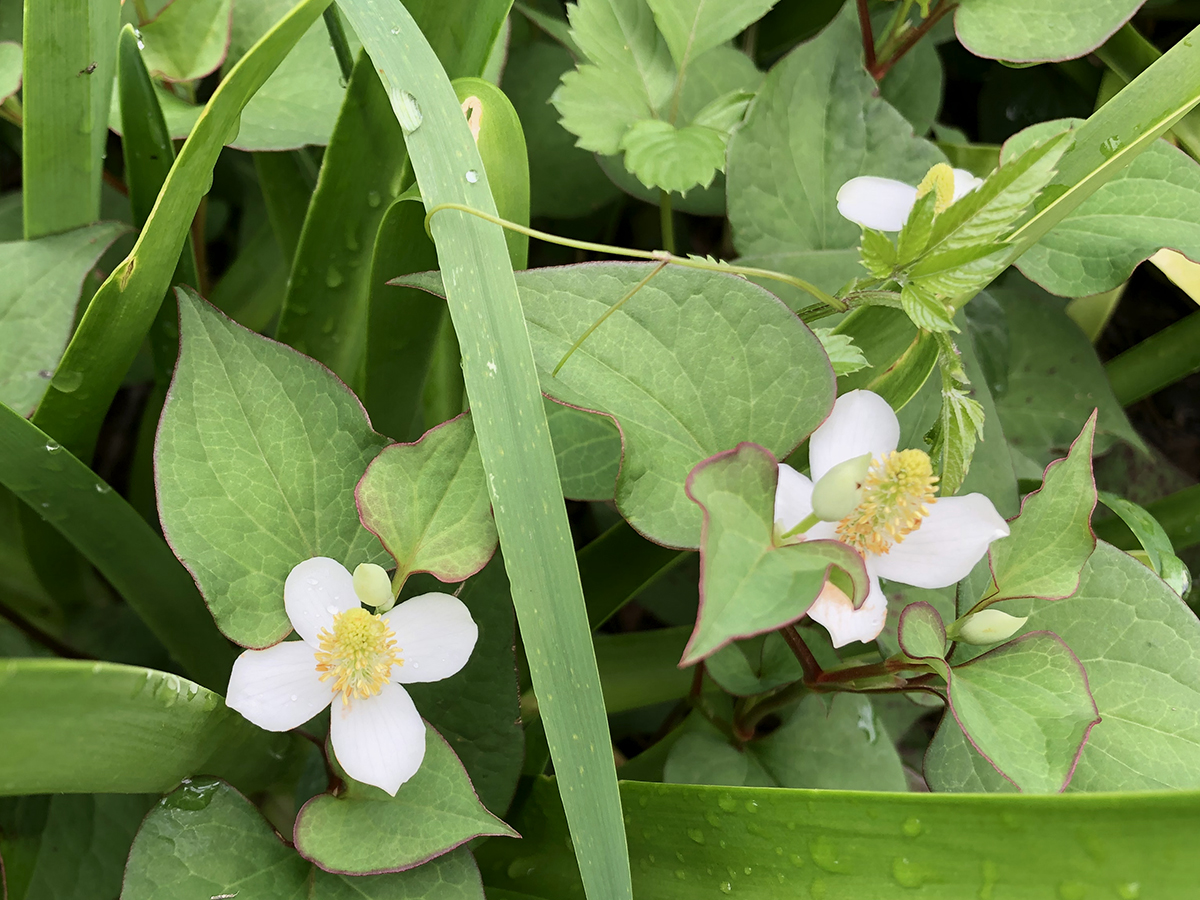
[743,800,759,814]
[718,882,732,894]
[809,836,844,873]
[705,811,720,828]
[367,190,382,208]
[674,870,686,881]
[326,267,344,288]
[810,877,828,899]
[687,828,705,845]
[390,88,423,132]
[290,694,298,702]
[1116,882,1140,900]
[788,853,805,868]
[902,817,923,837]
[321,317,335,335]
[52,369,83,393]
[717,793,737,812]
[1099,136,1123,159]
[45,442,61,453]
[465,169,479,184]
[94,483,111,494]
[892,857,925,889]
[390,25,400,34]
[743,867,752,876]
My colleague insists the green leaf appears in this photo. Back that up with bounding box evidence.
[123,778,486,899]
[690,88,753,133]
[945,632,1099,793]
[955,0,1144,64]
[545,400,622,502]
[33,0,330,461]
[747,694,908,791]
[644,0,776,71]
[579,521,686,629]
[811,328,868,377]
[0,660,293,795]
[833,307,939,412]
[727,6,944,300]
[357,414,497,583]
[988,277,1145,473]
[663,729,753,787]
[900,282,957,333]
[1004,122,1200,297]
[22,0,119,238]
[294,730,516,874]
[859,228,897,279]
[0,401,235,688]
[0,794,155,900]
[592,626,696,713]
[681,442,868,665]
[0,41,20,104]
[987,414,1096,603]
[156,290,390,648]
[0,224,128,415]
[879,32,943,136]
[480,776,1200,898]
[1098,491,1190,595]
[406,557,523,816]
[925,381,986,496]
[897,600,947,661]
[702,633,802,696]
[138,0,233,82]
[339,3,632,898]
[551,0,675,155]
[619,119,727,194]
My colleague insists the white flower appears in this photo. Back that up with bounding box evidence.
[836,164,984,232]
[226,557,478,795]
[774,390,1009,648]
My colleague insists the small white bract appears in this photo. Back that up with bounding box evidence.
[836,163,984,232]
[774,390,1009,648]
[225,557,478,795]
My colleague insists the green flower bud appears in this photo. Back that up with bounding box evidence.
[353,563,394,610]
[950,609,1028,645]
[811,453,872,522]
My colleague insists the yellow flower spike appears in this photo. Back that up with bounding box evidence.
[915,162,957,215]
[314,607,402,704]
[836,449,939,556]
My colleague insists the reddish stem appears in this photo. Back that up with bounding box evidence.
[856,0,878,72]
[781,625,823,683]
[871,1,958,81]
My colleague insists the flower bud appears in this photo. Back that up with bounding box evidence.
[353,563,394,609]
[811,453,872,522]
[950,609,1028,645]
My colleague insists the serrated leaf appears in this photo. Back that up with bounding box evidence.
[945,632,1099,792]
[988,414,1097,603]
[619,119,727,194]
[834,307,939,412]
[645,0,777,70]
[681,442,868,664]
[156,290,390,648]
[897,600,947,661]
[122,778,486,899]
[727,6,944,301]
[294,729,516,874]
[812,328,869,377]
[356,414,497,584]
[0,224,129,416]
[897,191,937,263]
[927,383,986,495]
[859,228,897,280]
[901,282,957,333]
[690,88,754,133]
[906,244,1010,298]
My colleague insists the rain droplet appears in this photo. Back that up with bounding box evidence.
[674,870,686,881]
[892,857,925,889]
[717,793,736,812]
[326,267,344,288]
[465,169,479,183]
[718,883,732,894]
[367,190,382,208]
[45,442,61,453]
[1116,883,1141,900]
[390,88,423,133]
[705,812,720,828]
[321,317,335,335]
[809,836,844,873]
[687,828,705,845]
[290,694,298,702]
[902,817,922,837]
[52,369,83,393]
[94,483,111,494]
[390,25,400,34]
[1099,136,1123,159]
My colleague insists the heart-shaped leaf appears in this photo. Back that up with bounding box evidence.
[157,290,390,648]
[294,729,517,875]
[356,413,497,584]
[681,442,868,665]
[897,601,947,662]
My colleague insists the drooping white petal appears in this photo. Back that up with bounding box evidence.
[951,168,984,201]
[330,682,426,795]
[836,176,918,231]
[384,593,478,684]
[809,390,900,483]
[225,641,331,731]
[806,570,888,648]
[871,493,1010,588]
[774,464,814,534]
[285,557,360,645]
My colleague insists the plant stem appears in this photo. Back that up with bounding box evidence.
[424,203,847,311]
[322,5,356,85]
[777,511,820,542]
[659,190,676,255]
[781,625,823,682]
[856,0,878,72]
[872,1,957,81]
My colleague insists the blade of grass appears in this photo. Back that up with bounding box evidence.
[32,0,333,461]
[335,3,633,898]
[0,402,235,690]
[22,0,119,238]
[1105,309,1200,405]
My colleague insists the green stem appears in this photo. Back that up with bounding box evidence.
[871,1,956,80]
[778,511,820,542]
[322,5,355,84]
[424,202,847,311]
[659,190,675,255]
[554,260,669,375]
[1105,308,1200,405]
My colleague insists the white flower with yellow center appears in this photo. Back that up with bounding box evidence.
[836,163,984,232]
[225,557,478,795]
[774,390,1009,648]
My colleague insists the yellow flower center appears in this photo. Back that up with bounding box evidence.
[915,162,956,215]
[835,449,939,556]
[314,607,402,704]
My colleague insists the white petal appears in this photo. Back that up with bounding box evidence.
[951,168,984,201]
[806,571,888,648]
[836,176,918,231]
[384,593,478,684]
[872,493,1010,588]
[773,464,814,534]
[809,390,900,483]
[285,557,360,646]
[330,683,426,795]
[225,641,331,731]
